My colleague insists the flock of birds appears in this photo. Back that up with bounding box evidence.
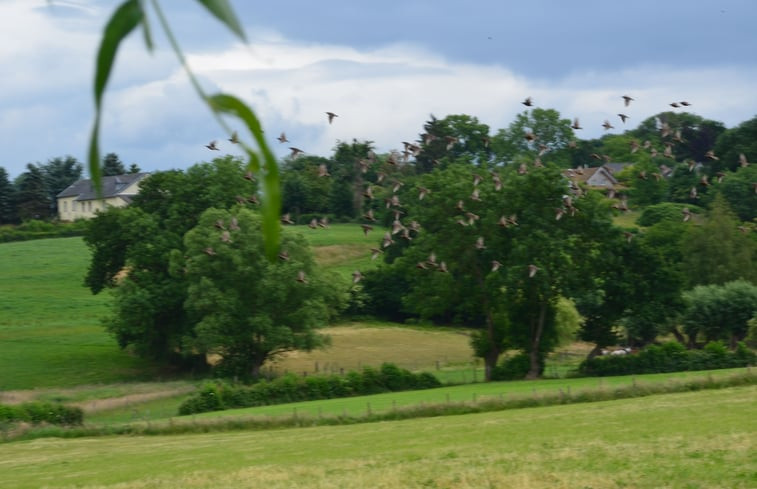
[199,96,754,286]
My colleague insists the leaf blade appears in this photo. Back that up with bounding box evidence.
[208,93,281,260]
[90,0,144,191]
[195,0,247,42]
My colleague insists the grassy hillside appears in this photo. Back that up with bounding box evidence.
[295,222,385,280]
[0,231,462,392]
[3,386,754,488]
[0,238,158,390]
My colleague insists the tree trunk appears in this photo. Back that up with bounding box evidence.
[526,303,547,379]
[586,343,604,361]
[670,327,687,346]
[250,361,262,380]
[484,346,499,381]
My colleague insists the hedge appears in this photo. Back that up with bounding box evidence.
[579,341,756,376]
[179,363,441,415]
[0,402,83,426]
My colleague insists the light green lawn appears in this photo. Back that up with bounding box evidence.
[3,386,755,489]
[0,238,157,390]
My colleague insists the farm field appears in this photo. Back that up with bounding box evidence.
[3,386,755,489]
[0,238,159,390]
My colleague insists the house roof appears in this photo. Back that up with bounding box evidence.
[602,162,631,174]
[563,166,619,188]
[57,173,149,201]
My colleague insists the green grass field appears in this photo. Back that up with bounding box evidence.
[2,235,757,488]
[0,238,159,390]
[83,367,751,425]
[0,229,385,390]
[3,386,755,488]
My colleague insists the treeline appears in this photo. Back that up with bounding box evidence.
[68,109,757,381]
[0,153,139,224]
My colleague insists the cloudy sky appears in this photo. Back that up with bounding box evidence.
[1,0,756,179]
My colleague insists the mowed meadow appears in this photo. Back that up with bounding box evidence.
[2,230,756,488]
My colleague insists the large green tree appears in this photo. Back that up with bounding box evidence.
[414,114,492,173]
[682,280,757,347]
[490,108,574,168]
[40,156,83,214]
[85,156,258,367]
[0,167,17,224]
[14,164,50,221]
[382,161,615,378]
[681,194,757,287]
[179,208,343,378]
[101,152,126,176]
[712,115,757,174]
[717,164,757,222]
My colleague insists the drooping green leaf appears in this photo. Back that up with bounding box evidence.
[208,93,281,260]
[89,0,144,193]
[139,0,154,52]
[195,0,247,42]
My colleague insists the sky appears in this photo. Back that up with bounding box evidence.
[1,0,756,179]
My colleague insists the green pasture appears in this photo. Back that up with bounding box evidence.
[85,367,751,425]
[295,222,386,280]
[0,238,158,390]
[3,386,755,488]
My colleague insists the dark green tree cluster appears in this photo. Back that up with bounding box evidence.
[80,109,757,382]
[0,153,143,224]
[0,157,84,223]
[84,156,343,377]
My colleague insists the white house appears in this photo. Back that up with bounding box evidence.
[56,173,149,221]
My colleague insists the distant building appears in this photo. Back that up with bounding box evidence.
[56,173,149,221]
[601,162,631,176]
[563,165,619,189]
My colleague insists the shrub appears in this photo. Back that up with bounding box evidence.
[491,352,531,381]
[0,402,82,426]
[579,341,756,376]
[178,363,441,415]
[0,220,88,242]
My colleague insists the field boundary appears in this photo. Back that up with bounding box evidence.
[4,368,754,443]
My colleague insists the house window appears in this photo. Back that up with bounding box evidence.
[63,201,67,212]
[72,201,77,211]
[88,201,92,212]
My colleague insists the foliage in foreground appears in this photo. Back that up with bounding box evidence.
[178,363,441,415]
[579,341,756,376]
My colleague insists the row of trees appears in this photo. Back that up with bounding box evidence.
[276,110,756,379]
[0,154,138,224]
[279,111,757,223]
[81,109,756,381]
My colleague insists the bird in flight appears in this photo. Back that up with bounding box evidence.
[522,96,534,107]
[622,95,634,106]
[289,147,304,158]
[277,132,289,143]
[326,112,338,124]
[228,131,239,144]
[205,140,219,151]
